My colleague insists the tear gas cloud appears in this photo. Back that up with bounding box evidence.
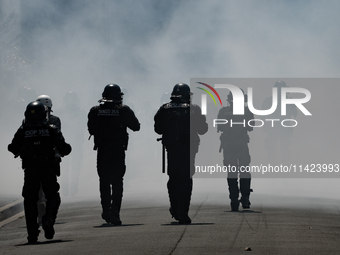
[1,0,340,202]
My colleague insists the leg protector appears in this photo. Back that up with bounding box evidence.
[167,178,180,219]
[227,178,239,211]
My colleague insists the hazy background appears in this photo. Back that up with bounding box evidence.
[1,0,340,202]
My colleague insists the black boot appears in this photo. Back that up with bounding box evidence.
[240,197,251,209]
[110,210,122,226]
[240,178,252,209]
[44,193,61,224]
[27,226,40,243]
[177,179,192,224]
[167,179,180,220]
[169,207,179,220]
[102,209,111,223]
[227,178,239,211]
[178,215,192,224]
[110,180,123,225]
[24,198,40,243]
[42,216,55,239]
[99,177,112,222]
[42,193,60,239]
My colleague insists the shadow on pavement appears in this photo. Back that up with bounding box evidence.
[93,223,145,228]
[54,221,67,225]
[161,222,215,226]
[224,210,262,213]
[15,239,73,246]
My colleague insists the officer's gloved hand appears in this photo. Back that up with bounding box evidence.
[54,152,62,162]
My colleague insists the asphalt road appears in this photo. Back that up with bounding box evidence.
[1,191,340,255]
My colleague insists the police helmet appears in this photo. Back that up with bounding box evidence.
[171,83,192,102]
[24,101,47,121]
[274,80,287,88]
[227,88,247,103]
[36,95,52,109]
[102,84,124,103]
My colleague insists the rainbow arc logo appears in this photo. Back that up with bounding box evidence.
[196,82,223,106]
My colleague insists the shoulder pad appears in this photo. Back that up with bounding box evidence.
[48,123,58,130]
[190,104,201,110]
[121,104,131,110]
[91,105,100,111]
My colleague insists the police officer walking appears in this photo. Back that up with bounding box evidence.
[36,95,61,224]
[154,83,208,224]
[87,84,140,225]
[217,90,254,211]
[8,101,71,243]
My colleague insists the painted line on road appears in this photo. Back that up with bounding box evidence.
[0,211,25,228]
[0,199,23,213]
[0,199,24,223]
[168,194,209,255]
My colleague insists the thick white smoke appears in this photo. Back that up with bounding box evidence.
[1,0,340,202]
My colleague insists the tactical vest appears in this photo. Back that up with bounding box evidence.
[218,106,250,144]
[21,122,56,162]
[94,104,127,146]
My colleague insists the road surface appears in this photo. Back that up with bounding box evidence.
[1,191,340,255]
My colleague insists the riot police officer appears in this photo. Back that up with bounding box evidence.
[36,95,61,224]
[87,84,140,225]
[8,101,71,243]
[217,90,254,211]
[154,83,208,224]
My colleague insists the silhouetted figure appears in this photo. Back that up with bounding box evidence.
[154,83,208,224]
[217,90,254,211]
[58,91,85,196]
[262,81,297,163]
[87,84,140,225]
[36,95,62,225]
[8,101,71,243]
